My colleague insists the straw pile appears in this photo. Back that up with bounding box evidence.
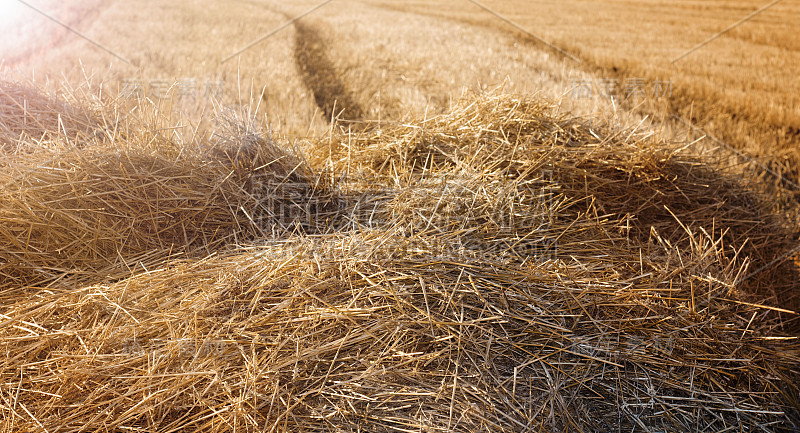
[0,83,798,432]
[0,82,323,294]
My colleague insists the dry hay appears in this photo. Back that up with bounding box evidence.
[0,81,98,151]
[0,85,798,432]
[0,83,323,294]
[344,94,800,312]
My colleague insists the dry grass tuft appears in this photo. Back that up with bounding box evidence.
[0,84,798,432]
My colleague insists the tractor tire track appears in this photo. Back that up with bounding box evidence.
[292,20,364,124]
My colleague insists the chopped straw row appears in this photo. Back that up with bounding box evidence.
[0,82,798,432]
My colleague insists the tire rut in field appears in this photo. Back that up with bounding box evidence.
[293,21,364,123]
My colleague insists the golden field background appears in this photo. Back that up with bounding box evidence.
[1,1,799,431]
[8,0,798,185]
[377,0,800,179]
[2,0,662,134]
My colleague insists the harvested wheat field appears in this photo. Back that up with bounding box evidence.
[0,80,797,432]
[1,1,799,432]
